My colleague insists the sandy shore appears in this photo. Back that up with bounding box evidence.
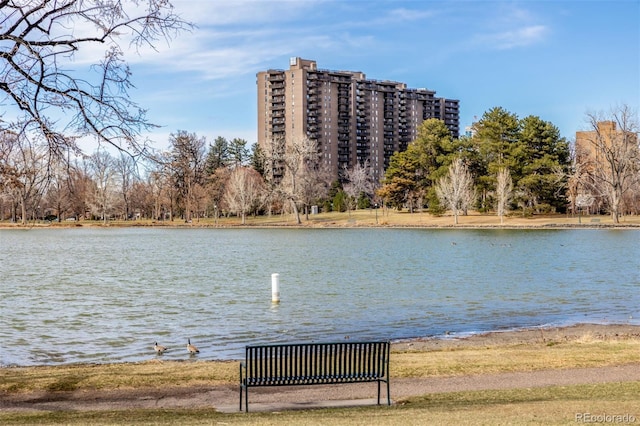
[392,322,640,351]
[2,323,639,414]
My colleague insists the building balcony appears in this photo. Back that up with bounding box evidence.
[268,73,285,82]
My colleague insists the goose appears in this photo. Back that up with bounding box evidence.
[187,338,199,354]
[154,342,167,354]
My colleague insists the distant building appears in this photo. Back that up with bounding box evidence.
[257,57,459,182]
[574,120,639,214]
[575,120,638,173]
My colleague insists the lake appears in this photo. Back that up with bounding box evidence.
[1,227,638,366]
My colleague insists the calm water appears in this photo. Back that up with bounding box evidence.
[1,227,639,366]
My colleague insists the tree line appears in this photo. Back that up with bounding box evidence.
[2,105,637,225]
[379,107,573,221]
[379,105,639,224]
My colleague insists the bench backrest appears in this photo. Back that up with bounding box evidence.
[244,341,389,385]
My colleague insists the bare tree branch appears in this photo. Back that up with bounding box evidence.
[577,105,640,222]
[495,167,513,224]
[0,1,192,161]
[435,158,475,225]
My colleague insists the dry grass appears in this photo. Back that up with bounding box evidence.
[1,383,639,425]
[6,209,640,229]
[392,339,640,378]
[2,339,638,394]
[0,359,237,393]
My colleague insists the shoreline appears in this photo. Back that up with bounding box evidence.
[2,221,640,230]
[2,211,640,230]
[392,322,640,352]
[3,323,639,369]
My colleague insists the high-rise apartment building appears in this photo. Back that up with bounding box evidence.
[257,57,459,182]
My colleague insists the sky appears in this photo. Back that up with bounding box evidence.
[81,0,640,152]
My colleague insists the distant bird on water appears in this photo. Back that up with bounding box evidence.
[187,338,199,354]
[154,342,167,354]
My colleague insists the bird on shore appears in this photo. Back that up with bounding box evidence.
[154,342,167,354]
[187,338,199,354]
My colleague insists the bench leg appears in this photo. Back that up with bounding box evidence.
[239,385,249,412]
[377,380,391,405]
[386,379,391,405]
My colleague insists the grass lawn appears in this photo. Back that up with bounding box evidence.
[1,383,638,425]
[1,337,639,425]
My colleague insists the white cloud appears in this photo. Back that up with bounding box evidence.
[386,8,437,22]
[170,0,317,25]
[474,25,548,50]
[469,3,549,50]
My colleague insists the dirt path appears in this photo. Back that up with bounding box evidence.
[2,363,639,413]
[2,323,639,413]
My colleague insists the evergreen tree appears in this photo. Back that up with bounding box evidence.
[205,136,229,174]
[229,138,250,166]
[250,143,266,176]
[518,116,570,212]
[376,150,420,210]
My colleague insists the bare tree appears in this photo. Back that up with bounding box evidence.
[147,166,170,221]
[495,167,513,224]
[115,153,138,219]
[88,148,117,224]
[206,166,230,224]
[435,158,475,225]
[0,1,191,160]
[0,132,49,224]
[168,131,207,222]
[223,166,264,224]
[343,161,375,215]
[263,136,319,224]
[298,162,331,220]
[42,156,71,222]
[66,159,93,220]
[129,179,153,220]
[578,105,640,223]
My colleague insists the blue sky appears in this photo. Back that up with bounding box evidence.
[117,0,639,151]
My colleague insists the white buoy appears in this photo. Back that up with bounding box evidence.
[271,273,280,303]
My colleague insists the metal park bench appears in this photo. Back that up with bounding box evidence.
[239,341,391,412]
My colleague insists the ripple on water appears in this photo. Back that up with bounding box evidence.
[1,227,639,366]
